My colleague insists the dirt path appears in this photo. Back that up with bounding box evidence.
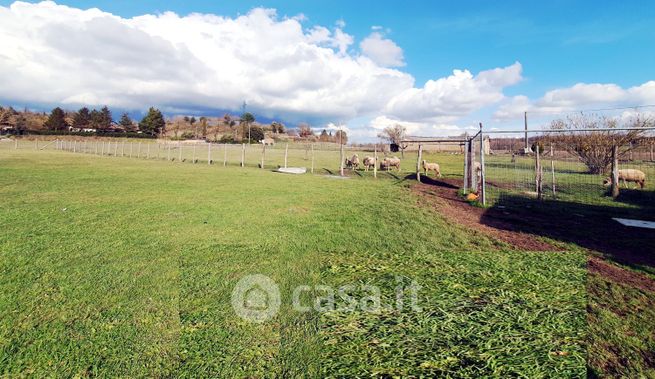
[413,178,558,251]
[412,177,655,292]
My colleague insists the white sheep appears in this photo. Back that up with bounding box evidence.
[380,156,401,171]
[603,169,646,189]
[363,156,376,171]
[421,160,441,178]
[350,154,360,170]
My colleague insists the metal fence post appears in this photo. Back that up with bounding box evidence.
[463,139,470,193]
[416,144,422,182]
[611,145,619,198]
[479,123,486,205]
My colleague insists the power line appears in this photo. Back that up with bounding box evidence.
[526,104,655,116]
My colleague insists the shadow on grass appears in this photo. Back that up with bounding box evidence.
[480,193,655,271]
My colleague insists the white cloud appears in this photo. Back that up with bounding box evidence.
[385,62,523,122]
[0,1,524,141]
[359,32,404,67]
[369,115,477,137]
[495,81,655,120]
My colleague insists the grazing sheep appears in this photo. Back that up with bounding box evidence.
[421,160,441,178]
[363,156,376,171]
[380,156,401,171]
[350,154,360,170]
[603,169,646,189]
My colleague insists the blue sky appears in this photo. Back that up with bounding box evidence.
[1,0,654,140]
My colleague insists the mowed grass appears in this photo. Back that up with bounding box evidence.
[0,146,587,377]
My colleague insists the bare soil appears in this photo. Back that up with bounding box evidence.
[412,176,655,292]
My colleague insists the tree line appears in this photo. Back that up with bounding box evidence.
[41,106,165,136]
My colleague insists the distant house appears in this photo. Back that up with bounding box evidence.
[260,137,275,146]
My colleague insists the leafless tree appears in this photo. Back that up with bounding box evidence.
[548,113,651,174]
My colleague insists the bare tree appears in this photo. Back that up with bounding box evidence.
[378,124,408,157]
[548,113,651,174]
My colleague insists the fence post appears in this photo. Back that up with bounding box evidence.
[178,142,182,162]
[192,143,196,163]
[479,123,486,205]
[138,142,141,158]
[261,143,265,169]
[373,144,378,179]
[284,143,289,168]
[551,159,556,197]
[129,142,133,158]
[311,144,315,173]
[611,145,619,198]
[241,143,245,167]
[167,143,171,161]
[416,144,422,182]
[121,142,125,157]
[208,143,212,165]
[223,143,227,167]
[463,140,469,193]
[535,142,543,200]
[650,143,654,162]
[339,140,344,176]
[15,138,18,149]
[470,137,477,192]
[157,143,160,160]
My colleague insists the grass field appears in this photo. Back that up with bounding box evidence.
[24,137,655,211]
[0,145,588,377]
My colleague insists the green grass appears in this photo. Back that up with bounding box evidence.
[0,146,588,377]
[587,270,655,378]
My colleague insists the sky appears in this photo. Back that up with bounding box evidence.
[0,0,654,141]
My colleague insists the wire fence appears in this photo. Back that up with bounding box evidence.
[3,130,654,210]
[483,131,655,207]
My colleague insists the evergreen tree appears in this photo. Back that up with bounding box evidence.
[72,107,91,129]
[98,106,112,130]
[44,107,68,131]
[119,113,135,131]
[139,107,165,136]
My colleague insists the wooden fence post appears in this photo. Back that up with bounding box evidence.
[241,143,245,167]
[208,143,212,165]
[416,144,422,182]
[223,143,227,167]
[138,142,141,158]
[650,143,654,162]
[129,142,133,158]
[339,140,344,176]
[178,142,182,162]
[373,144,378,179]
[261,144,266,169]
[611,145,619,198]
[551,159,556,197]
[284,143,289,168]
[311,144,315,173]
[121,142,125,157]
[167,144,171,161]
